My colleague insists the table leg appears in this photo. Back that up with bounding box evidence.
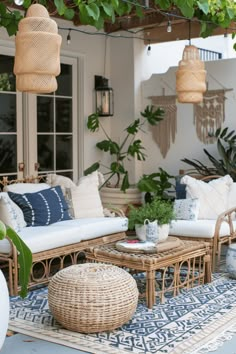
[146,270,155,309]
[204,254,212,283]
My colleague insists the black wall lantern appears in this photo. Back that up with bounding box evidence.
[95,75,114,117]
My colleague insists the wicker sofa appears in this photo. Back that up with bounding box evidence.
[169,174,236,270]
[0,172,128,295]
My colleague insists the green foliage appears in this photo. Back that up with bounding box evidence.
[85,105,164,192]
[2,0,236,37]
[128,197,175,229]
[181,127,236,181]
[137,167,175,203]
[0,220,32,298]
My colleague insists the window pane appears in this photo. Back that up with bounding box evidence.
[0,94,16,132]
[0,56,15,92]
[0,135,17,173]
[56,64,72,96]
[56,98,72,132]
[38,135,54,171]
[56,135,72,169]
[37,97,54,132]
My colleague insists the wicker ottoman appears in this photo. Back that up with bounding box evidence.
[48,263,139,333]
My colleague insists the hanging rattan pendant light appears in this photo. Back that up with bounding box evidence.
[176,44,207,103]
[14,4,62,93]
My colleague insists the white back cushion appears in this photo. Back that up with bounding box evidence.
[181,175,233,219]
[70,171,104,218]
[4,183,50,194]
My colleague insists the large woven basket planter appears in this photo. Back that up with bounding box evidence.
[48,263,139,333]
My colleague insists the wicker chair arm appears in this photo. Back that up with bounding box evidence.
[214,206,236,241]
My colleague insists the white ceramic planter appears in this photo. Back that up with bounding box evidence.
[158,224,170,243]
[135,224,146,241]
[0,270,9,350]
[226,244,236,278]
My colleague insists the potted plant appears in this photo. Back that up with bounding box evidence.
[0,221,32,350]
[137,167,175,203]
[84,105,164,211]
[128,197,175,243]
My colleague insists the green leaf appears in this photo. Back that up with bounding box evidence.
[85,3,100,21]
[84,162,100,175]
[110,162,125,174]
[126,119,140,135]
[175,0,194,18]
[101,2,114,17]
[197,0,209,15]
[6,226,32,298]
[135,4,144,18]
[87,113,100,132]
[97,140,120,154]
[54,0,67,15]
[141,105,164,125]
[128,140,146,160]
[64,8,75,20]
[154,0,171,10]
[121,172,130,192]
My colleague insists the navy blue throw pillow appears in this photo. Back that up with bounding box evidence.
[8,186,72,227]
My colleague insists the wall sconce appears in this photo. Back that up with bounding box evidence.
[95,75,114,117]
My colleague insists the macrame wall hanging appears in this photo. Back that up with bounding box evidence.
[193,88,232,144]
[149,94,177,158]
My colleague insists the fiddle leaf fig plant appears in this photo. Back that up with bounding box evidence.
[84,105,164,192]
[0,220,32,298]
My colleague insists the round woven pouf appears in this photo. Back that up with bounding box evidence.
[48,263,139,333]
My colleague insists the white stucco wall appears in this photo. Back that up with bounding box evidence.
[141,58,236,177]
[1,17,236,181]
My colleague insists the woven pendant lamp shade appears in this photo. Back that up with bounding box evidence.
[176,45,206,103]
[14,4,62,93]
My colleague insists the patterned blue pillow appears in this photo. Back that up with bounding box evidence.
[8,186,72,227]
[173,198,200,221]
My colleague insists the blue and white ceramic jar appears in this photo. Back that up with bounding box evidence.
[226,244,236,278]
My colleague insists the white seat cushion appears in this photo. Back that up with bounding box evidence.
[169,219,232,239]
[0,217,128,254]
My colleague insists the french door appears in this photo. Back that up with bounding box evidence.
[0,49,79,182]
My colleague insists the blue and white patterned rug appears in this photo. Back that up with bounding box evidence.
[9,274,236,354]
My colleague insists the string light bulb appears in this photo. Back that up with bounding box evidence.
[14,0,24,5]
[167,20,172,33]
[67,29,71,45]
[147,43,151,56]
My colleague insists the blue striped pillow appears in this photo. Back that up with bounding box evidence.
[8,186,72,227]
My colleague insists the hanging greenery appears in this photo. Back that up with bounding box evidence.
[1,0,236,37]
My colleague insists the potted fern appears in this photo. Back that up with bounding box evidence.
[85,105,164,212]
[0,221,32,350]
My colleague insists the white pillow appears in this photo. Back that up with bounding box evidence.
[181,175,233,219]
[4,183,50,194]
[46,174,76,195]
[69,171,104,218]
[228,183,236,209]
[0,192,24,232]
[174,198,200,221]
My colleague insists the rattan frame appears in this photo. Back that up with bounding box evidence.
[173,173,236,271]
[85,240,211,309]
[0,175,126,296]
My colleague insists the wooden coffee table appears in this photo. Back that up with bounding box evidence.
[85,237,211,309]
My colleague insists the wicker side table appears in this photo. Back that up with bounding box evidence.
[48,263,139,333]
